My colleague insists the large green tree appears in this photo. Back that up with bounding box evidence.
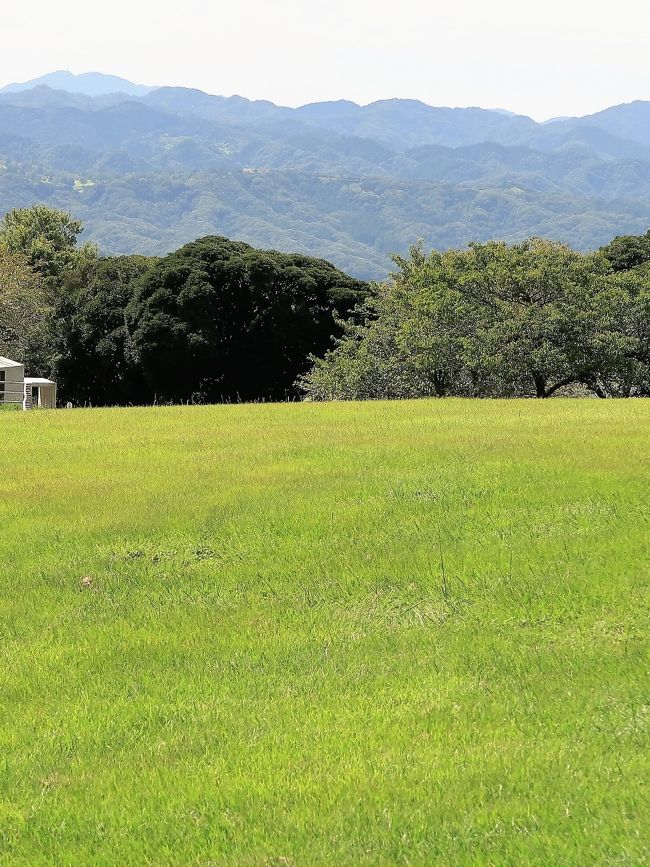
[450,239,622,398]
[301,239,649,400]
[128,236,367,402]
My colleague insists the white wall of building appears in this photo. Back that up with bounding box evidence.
[0,358,25,405]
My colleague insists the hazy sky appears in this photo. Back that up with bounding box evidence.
[2,0,650,120]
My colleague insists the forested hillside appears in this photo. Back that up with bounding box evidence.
[2,77,650,277]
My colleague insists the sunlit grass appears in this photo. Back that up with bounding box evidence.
[0,399,648,865]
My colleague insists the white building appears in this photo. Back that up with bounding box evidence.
[0,356,57,409]
[0,356,25,405]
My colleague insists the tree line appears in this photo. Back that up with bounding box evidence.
[1,205,649,405]
[0,206,366,405]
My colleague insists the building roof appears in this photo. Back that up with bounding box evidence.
[25,377,56,386]
[0,356,24,368]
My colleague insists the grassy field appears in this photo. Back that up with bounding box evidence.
[0,399,648,865]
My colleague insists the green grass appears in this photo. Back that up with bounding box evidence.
[0,400,648,865]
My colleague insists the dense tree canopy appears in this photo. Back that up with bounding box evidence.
[54,255,155,406]
[300,239,650,400]
[601,230,650,274]
[128,237,368,402]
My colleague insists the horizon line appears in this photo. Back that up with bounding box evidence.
[2,68,649,123]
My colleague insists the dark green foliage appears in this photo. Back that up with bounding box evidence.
[0,207,366,406]
[128,237,367,402]
[54,255,155,406]
[601,230,650,272]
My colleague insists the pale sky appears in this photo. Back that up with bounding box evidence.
[2,0,650,120]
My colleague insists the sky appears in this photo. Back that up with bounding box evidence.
[2,0,650,120]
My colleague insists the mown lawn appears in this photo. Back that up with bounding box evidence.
[0,399,648,865]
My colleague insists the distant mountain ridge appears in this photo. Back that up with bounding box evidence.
[1,72,650,277]
[0,70,155,98]
[4,70,650,137]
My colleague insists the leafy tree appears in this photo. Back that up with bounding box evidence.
[53,256,155,406]
[299,244,481,400]
[0,206,96,282]
[601,231,650,273]
[601,271,650,396]
[452,240,619,398]
[0,245,52,373]
[128,236,368,402]
[301,239,650,400]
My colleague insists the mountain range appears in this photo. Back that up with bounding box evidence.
[1,71,650,278]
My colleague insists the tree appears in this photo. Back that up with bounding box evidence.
[0,206,96,282]
[301,239,650,401]
[54,256,155,406]
[0,245,51,373]
[128,236,367,402]
[599,271,650,396]
[452,240,620,398]
[601,231,650,273]
[299,244,482,400]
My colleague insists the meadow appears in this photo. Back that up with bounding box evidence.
[0,399,648,865]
